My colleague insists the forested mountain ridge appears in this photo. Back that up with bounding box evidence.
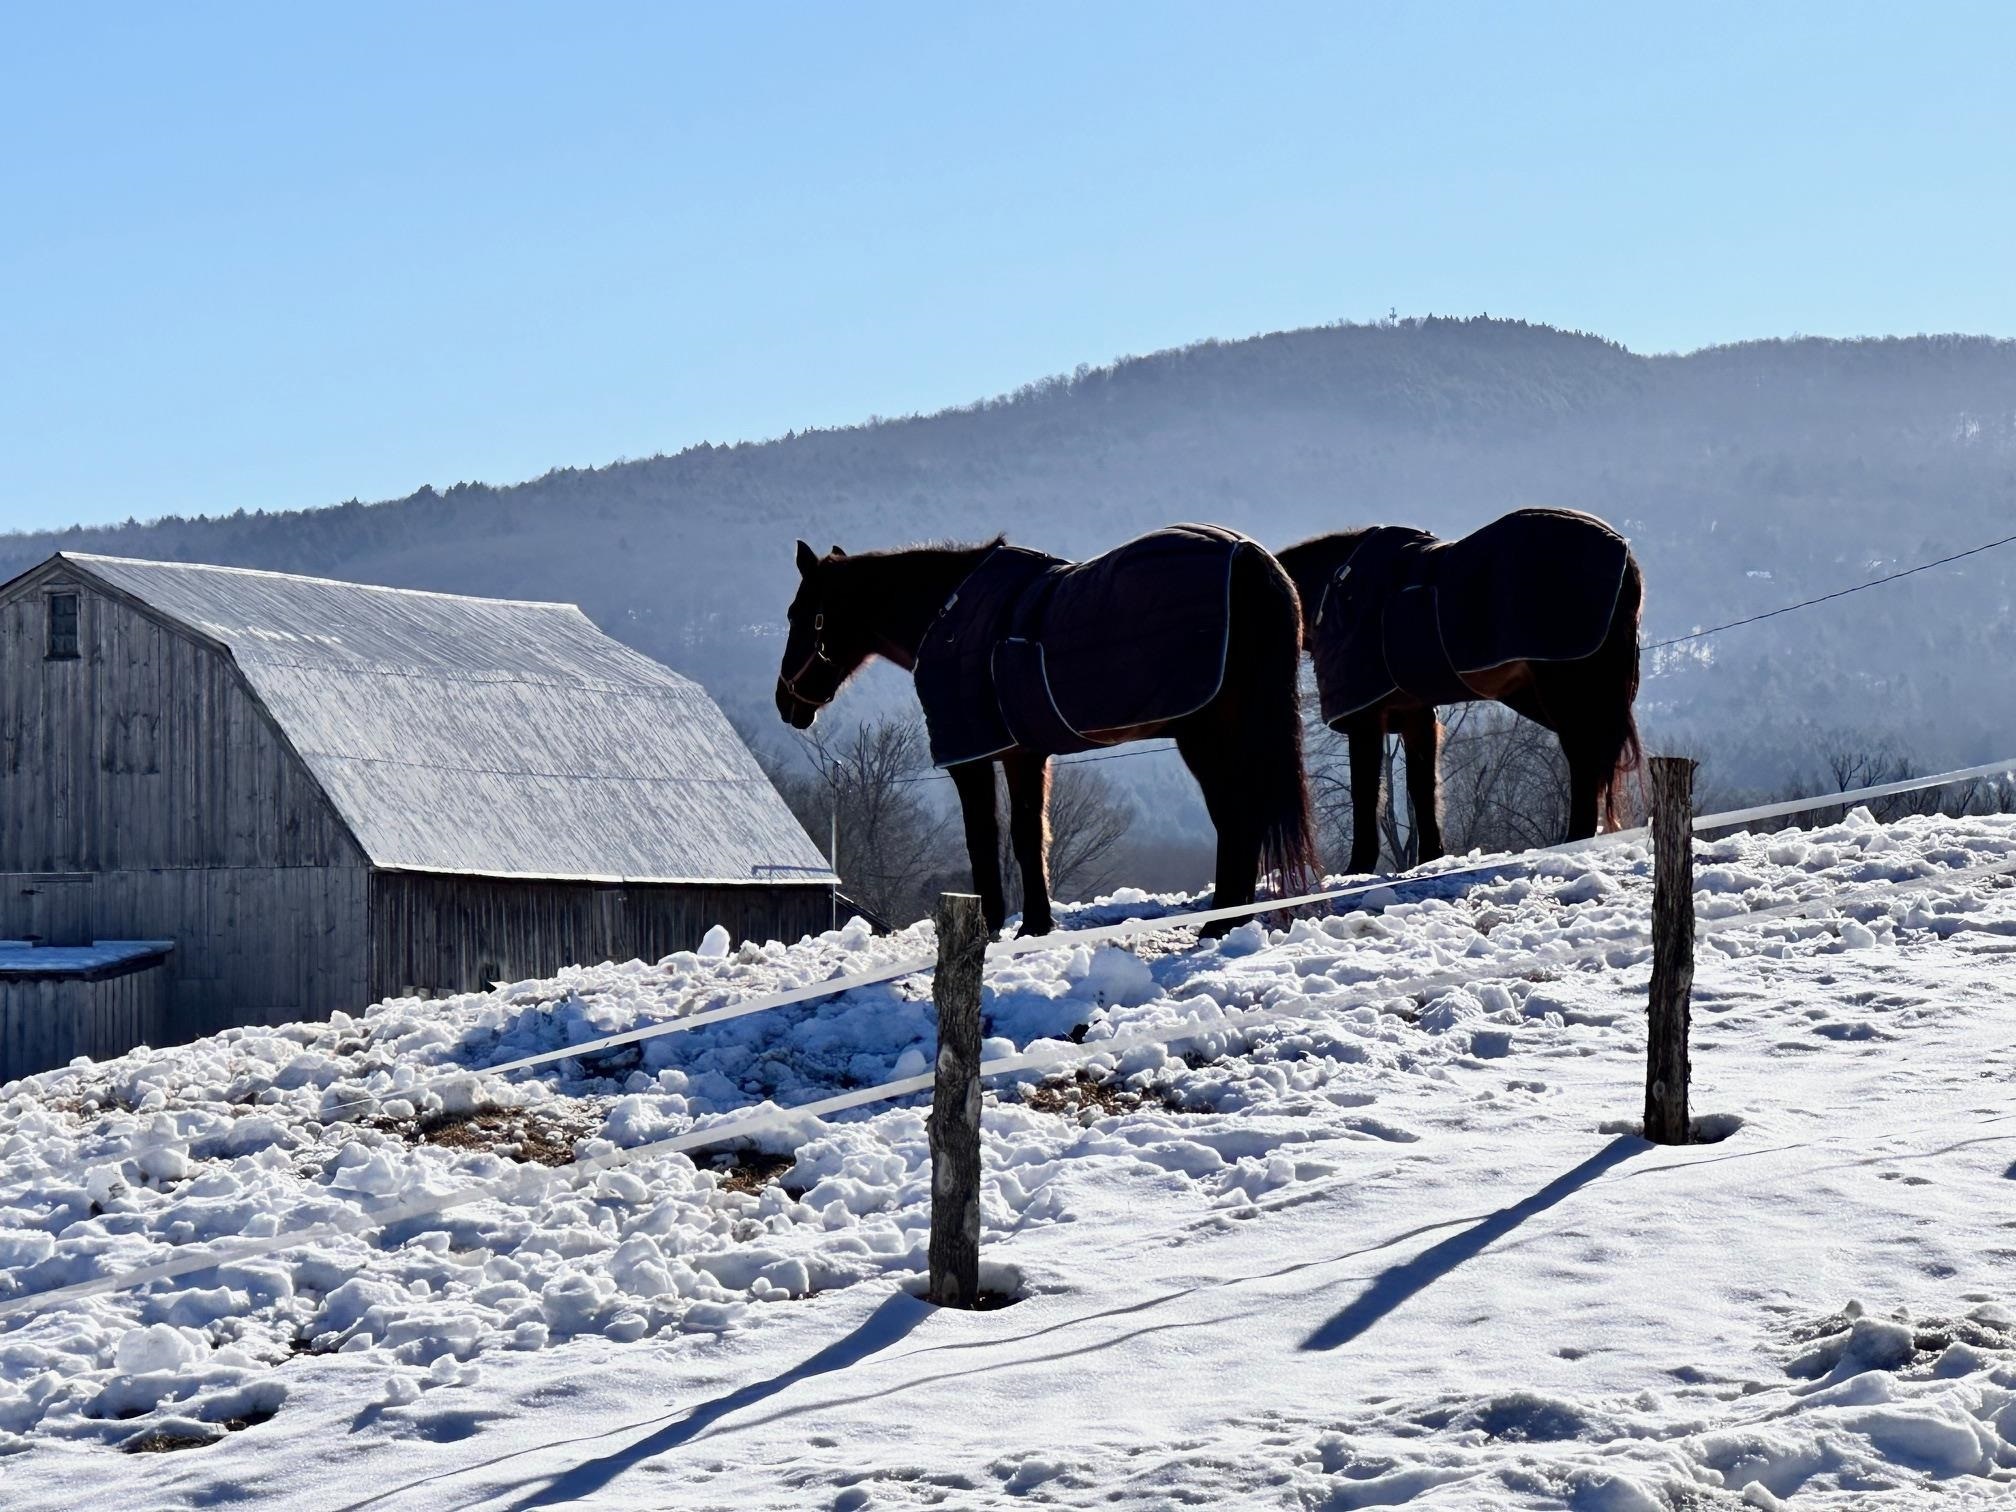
[8,317,2014,798]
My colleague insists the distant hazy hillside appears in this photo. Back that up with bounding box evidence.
[9,317,2015,804]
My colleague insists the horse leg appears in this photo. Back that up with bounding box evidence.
[1002,751,1054,935]
[1538,639,1642,841]
[1560,724,1605,842]
[1398,707,1445,864]
[948,759,1007,933]
[1176,724,1261,935]
[1347,714,1385,875]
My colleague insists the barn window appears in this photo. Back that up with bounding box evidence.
[46,593,80,660]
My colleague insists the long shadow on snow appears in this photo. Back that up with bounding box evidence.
[327,1293,927,1512]
[470,1304,1279,1511]
[470,1143,1644,1501]
[356,1141,1653,1509]
[1301,1134,1643,1352]
[501,1290,927,1509]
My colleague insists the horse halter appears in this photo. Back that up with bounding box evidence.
[779,612,835,707]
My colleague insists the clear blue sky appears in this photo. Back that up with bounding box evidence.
[3,3,2010,532]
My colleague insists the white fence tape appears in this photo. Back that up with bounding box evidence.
[1687,755,2016,833]
[7,848,2011,1323]
[1559,754,2016,853]
[0,956,1592,1319]
[476,872,1494,1083]
[477,953,938,1080]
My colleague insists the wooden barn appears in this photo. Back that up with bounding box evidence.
[0,552,834,1079]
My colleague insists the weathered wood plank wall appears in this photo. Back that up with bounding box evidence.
[0,570,363,872]
[0,963,171,1082]
[369,873,833,997]
[0,868,370,1037]
[1,571,372,1039]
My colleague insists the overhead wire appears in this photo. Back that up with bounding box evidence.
[1643,526,2016,651]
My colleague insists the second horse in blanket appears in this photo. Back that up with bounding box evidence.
[775,524,1315,935]
[1277,507,1644,875]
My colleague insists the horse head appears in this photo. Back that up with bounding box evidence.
[775,539,865,728]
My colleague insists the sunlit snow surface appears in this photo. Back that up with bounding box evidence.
[4,810,2016,1508]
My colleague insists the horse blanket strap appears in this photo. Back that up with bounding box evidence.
[1312,507,1631,727]
[914,524,1245,767]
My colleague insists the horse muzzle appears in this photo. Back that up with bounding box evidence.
[776,677,820,729]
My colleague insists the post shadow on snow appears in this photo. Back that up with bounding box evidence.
[1301,1135,1644,1353]
[498,1290,929,1510]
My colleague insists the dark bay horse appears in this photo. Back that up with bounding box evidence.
[775,531,1315,935]
[1277,508,1643,875]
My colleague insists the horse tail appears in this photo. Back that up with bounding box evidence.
[1236,544,1320,892]
[1593,553,1645,830]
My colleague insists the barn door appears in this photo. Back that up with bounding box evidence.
[16,874,94,946]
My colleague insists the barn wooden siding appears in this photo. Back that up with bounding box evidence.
[368,872,832,998]
[1,868,369,1035]
[0,569,364,872]
[0,570,372,1034]
[0,958,170,1082]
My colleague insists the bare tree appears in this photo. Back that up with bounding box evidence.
[1438,704,1572,855]
[1766,733,1939,829]
[1309,703,1575,871]
[1942,774,2016,817]
[761,720,1138,925]
[1307,710,1422,873]
[1693,730,2016,837]
[769,717,953,926]
[1306,714,1361,873]
[1002,763,1134,911]
[1050,765,1134,900]
[1802,732,2016,825]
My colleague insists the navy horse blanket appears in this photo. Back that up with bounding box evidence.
[1311,507,1631,727]
[914,524,1246,767]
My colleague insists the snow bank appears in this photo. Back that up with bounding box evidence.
[1,813,2014,1507]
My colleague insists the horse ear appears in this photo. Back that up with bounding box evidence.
[795,540,818,576]
[829,544,846,558]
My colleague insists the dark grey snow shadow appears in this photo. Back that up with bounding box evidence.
[332,1293,931,1512]
[1301,1135,1644,1353]
[500,1289,930,1509]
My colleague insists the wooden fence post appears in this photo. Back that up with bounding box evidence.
[928,892,987,1307]
[1645,756,1697,1145]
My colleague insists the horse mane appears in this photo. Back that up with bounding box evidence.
[1275,530,1381,638]
[1278,527,1377,558]
[816,535,1009,669]
[839,534,1006,560]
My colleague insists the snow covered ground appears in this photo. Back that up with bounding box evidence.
[3,810,2016,1509]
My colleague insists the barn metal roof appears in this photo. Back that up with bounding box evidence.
[59,554,834,886]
